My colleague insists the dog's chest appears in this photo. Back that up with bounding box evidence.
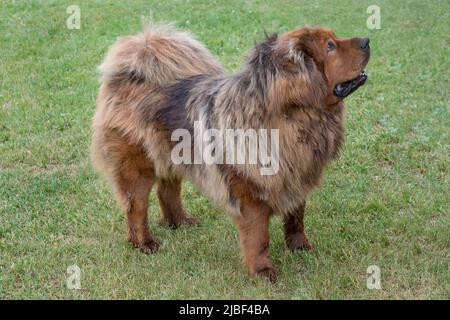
[280,109,344,188]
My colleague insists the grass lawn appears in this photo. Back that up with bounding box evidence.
[0,0,449,299]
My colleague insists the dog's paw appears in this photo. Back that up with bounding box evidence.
[159,215,200,229]
[131,239,160,254]
[249,261,278,283]
[286,233,315,251]
[178,216,200,227]
[256,267,278,283]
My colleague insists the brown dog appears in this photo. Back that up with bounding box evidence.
[91,24,370,281]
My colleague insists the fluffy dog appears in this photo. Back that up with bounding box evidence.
[91,24,370,281]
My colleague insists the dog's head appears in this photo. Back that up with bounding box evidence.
[249,27,370,108]
[283,27,370,103]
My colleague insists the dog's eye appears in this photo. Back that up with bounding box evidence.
[327,41,336,52]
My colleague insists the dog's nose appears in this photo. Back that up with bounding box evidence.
[359,37,370,50]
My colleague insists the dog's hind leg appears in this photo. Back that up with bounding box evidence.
[283,201,314,251]
[157,177,199,228]
[104,140,159,253]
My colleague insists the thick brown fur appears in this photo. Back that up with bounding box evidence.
[91,24,370,281]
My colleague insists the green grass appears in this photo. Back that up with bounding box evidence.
[0,0,449,299]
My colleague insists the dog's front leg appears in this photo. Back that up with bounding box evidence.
[283,201,314,251]
[234,201,277,282]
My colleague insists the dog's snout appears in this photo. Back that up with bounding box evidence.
[358,37,370,50]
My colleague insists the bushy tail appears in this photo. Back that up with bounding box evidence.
[99,23,224,87]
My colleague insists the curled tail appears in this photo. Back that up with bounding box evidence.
[99,23,224,87]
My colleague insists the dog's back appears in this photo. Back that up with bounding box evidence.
[91,24,224,178]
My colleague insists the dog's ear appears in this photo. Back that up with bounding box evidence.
[271,31,327,108]
[273,34,315,74]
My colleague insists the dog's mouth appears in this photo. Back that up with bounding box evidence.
[333,70,368,98]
